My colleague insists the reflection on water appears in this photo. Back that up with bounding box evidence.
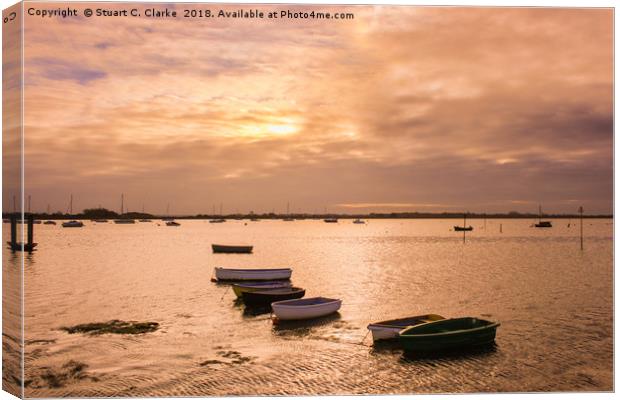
[8,219,612,396]
[400,342,498,361]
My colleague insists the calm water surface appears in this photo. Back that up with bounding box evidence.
[7,219,613,396]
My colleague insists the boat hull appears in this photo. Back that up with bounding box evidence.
[212,244,253,254]
[241,288,305,306]
[62,221,84,228]
[367,314,445,342]
[272,297,342,320]
[232,281,292,297]
[454,226,473,231]
[398,317,499,352]
[214,267,292,281]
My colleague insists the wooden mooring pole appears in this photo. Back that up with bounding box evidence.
[579,206,584,251]
[27,214,34,248]
[10,213,16,249]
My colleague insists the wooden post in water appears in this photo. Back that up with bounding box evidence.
[27,214,34,249]
[463,213,466,243]
[579,206,584,250]
[10,213,17,250]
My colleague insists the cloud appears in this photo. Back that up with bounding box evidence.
[12,5,613,214]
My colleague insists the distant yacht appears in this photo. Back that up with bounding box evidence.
[324,218,338,223]
[283,202,294,221]
[353,219,365,224]
[62,194,84,228]
[534,205,552,228]
[166,220,180,226]
[44,220,57,225]
[114,194,135,224]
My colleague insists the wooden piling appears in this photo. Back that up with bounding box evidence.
[579,206,584,250]
[10,213,16,249]
[27,214,34,248]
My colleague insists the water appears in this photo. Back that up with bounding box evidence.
[5,218,613,396]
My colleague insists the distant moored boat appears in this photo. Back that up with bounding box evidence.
[212,244,253,254]
[324,218,338,223]
[166,221,180,226]
[62,220,84,228]
[534,205,552,228]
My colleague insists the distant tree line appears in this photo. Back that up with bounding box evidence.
[2,208,612,220]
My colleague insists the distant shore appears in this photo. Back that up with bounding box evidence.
[3,211,613,220]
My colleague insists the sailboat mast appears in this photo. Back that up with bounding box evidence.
[121,194,124,215]
[70,194,73,214]
[539,205,542,223]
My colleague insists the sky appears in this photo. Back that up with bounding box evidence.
[4,4,613,215]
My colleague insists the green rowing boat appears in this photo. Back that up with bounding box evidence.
[398,317,499,352]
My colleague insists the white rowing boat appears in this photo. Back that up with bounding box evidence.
[271,297,341,320]
[213,267,292,281]
[367,314,445,341]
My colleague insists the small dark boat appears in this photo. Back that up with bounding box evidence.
[241,287,305,306]
[93,219,108,223]
[209,219,226,223]
[324,218,338,223]
[212,244,253,254]
[534,205,552,228]
[535,221,552,228]
[166,221,180,226]
[454,226,473,231]
[398,317,500,353]
[43,220,57,225]
[62,220,84,228]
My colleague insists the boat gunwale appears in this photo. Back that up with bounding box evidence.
[272,297,341,308]
[399,319,500,339]
[233,281,292,289]
[367,314,445,330]
[215,267,292,272]
[248,287,305,296]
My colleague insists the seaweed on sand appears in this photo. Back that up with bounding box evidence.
[61,320,159,335]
